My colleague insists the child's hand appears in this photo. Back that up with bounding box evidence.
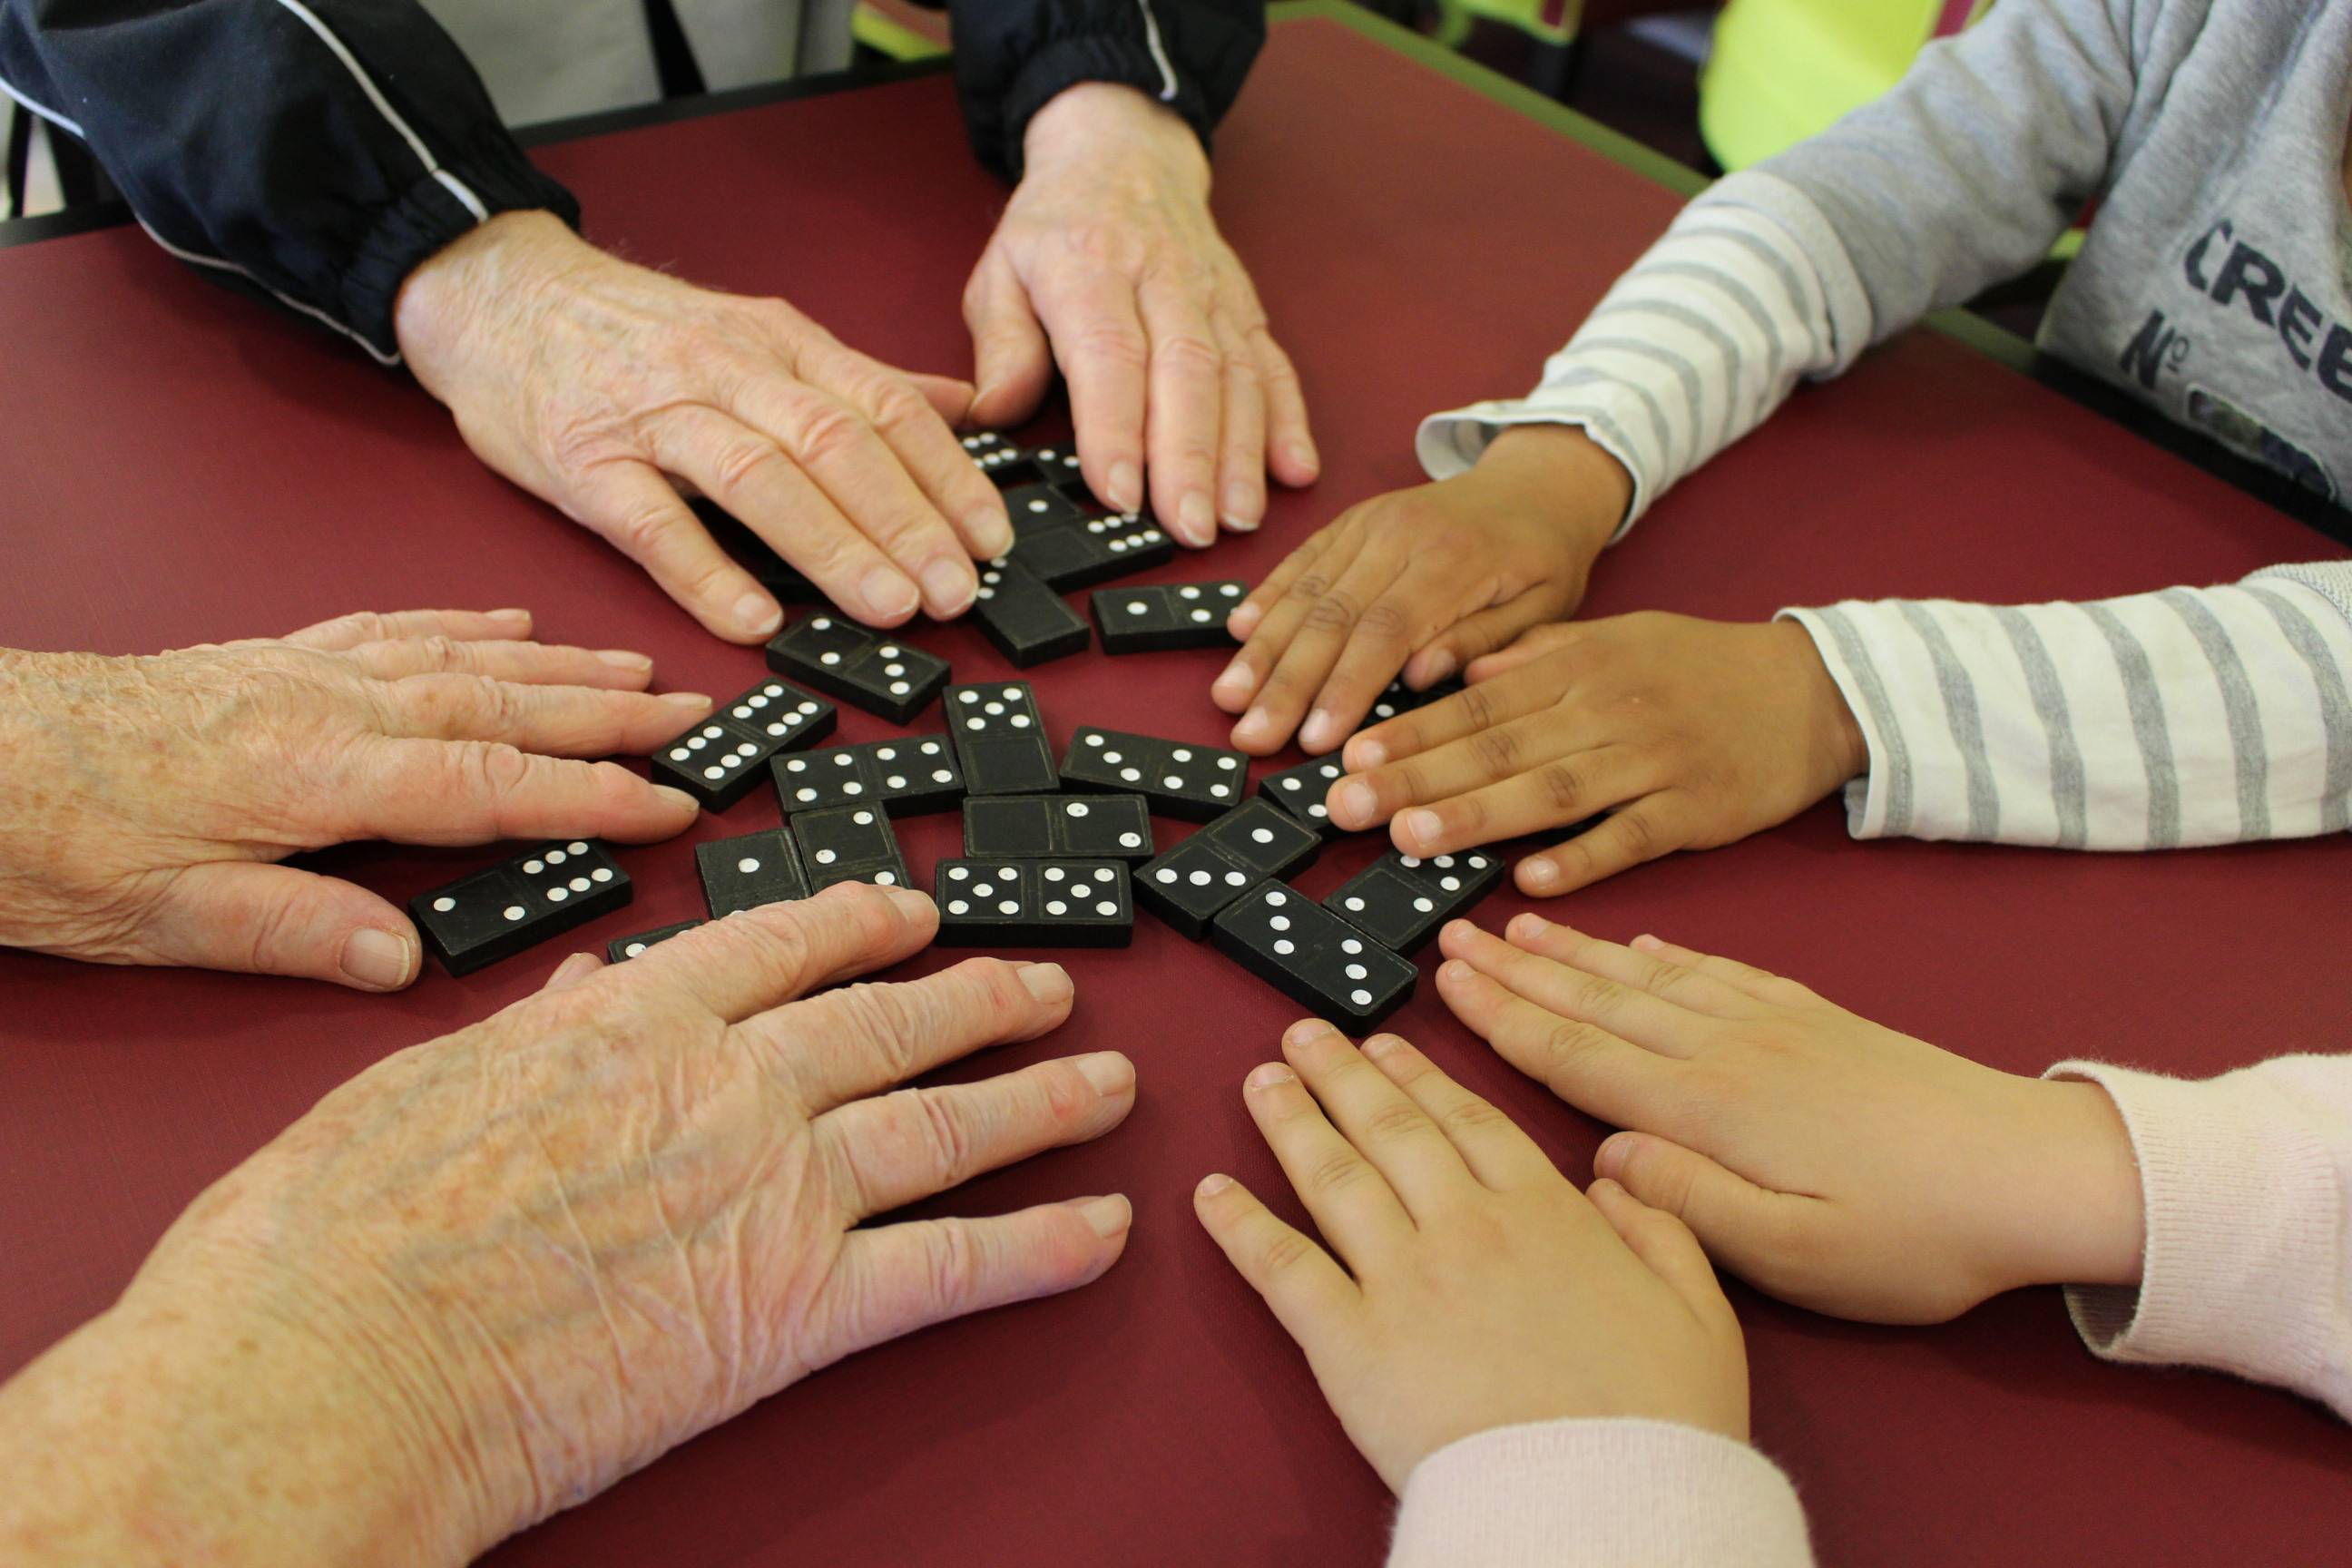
[1193,1019,1749,1494]
[1328,613,1867,896]
[1436,916,2149,1323]
[1212,426,1629,757]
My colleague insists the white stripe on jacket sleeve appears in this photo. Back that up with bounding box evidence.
[1779,565,2352,848]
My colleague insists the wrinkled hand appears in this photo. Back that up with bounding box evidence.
[1436,915,2146,1323]
[1214,426,1628,756]
[396,212,1011,639]
[0,607,704,989]
[1194,1019,1747,1494]
[0,885,1136,1564]
[965,83,1317,544]
[1325,613,1868,896]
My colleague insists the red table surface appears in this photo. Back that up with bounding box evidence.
[3,15,2349,1566]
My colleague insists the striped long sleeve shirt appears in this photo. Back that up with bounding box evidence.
[1416,0,2352,848]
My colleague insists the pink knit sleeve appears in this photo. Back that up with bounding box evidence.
[1386,1418,1814,1568]
[2045,1056,2352,1417]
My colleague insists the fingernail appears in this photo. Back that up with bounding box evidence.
[1074,1050,1133,1096]
[1437,958,1474,984]
[661,691,714,710]
[1196,1172,1234,1199]
[878,883,935,917]
[548,951,601,985]
[1631,934,1664,952]
[489,607,532,627]
[968,508,1014,559]
[1228,605,1262,638]
[1283,1018,1338,1047]
[1109,460,1143,514]
[1593,1132,1631,1175]
[1510,912,1549,939]
[1286,439,1319,473]
[1235,706,1272,742]
[1078,1194,1132,1239]
[1348,736,1387,769]
[734,592,784,638]
[921,558,977,617]
[1177,491,1215,546]
[341,927,416,990]
[1419,649,1457,682]
[652,785,701,815]
[1020,962,1074,1004]
[1332,778,1377,827]
[1401,808,1442,848]
[1246,1062,1298,1090]
[1362,1034,1405,1060]
[597,649,653,671]
[1521,858,1561,891]
[1221,484,1261,531]
[1212,660,1254,701]
[1304,710,1348,755]
[861,566,920,620]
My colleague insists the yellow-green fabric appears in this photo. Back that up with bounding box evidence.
[1700,0,1991,170]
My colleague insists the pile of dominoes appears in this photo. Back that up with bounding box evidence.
[405,434,1502,1029]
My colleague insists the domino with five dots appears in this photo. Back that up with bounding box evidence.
[963,793,1155,860]
[765,615,949,725]
[696,828,810,918]
[973,560,1091,668]
[1090,581,1246,653]
[1131,799,1321,940]
[771,734,965,817]
[1258,753,1349,836]
[932,858,1134,948]
[606,919,703,964]
[649,676,838,809]
[791,804,910,891]
[1060,726,1248,821]
[946,681,1062,796]
[411,840,632,976]
[1007,512,1174,592]
[1210,884,1418,1031]
[1321,848,1507,955]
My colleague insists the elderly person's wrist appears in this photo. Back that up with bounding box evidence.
[1021,82,1209,199]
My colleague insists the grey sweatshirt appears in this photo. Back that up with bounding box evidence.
[1418,0,2352,849]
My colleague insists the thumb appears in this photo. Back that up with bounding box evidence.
[142,861,421,992]
[1593,1131,1788,1285]
[962,247,1054,428]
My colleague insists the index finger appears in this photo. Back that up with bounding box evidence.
[1340,666,1556,772]
[278,607,536,652]
[616,881,937,1024]
[346,738,701,846]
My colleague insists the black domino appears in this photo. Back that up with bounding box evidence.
[765,614,949,724]
[973,561,1090,667]
[1365,675,1464,727]
[771,734,965,816]
[1028,442,1090,495]
[1258,753,1349,836]
[964,793,1155,860]
[697,828,810,918]
[1003,482,1091,531]
[1061,726,1247,821]
[649,676,838,809]
[792,804,910,891]
[412,840,632,976]
[1322,848,1507,954]
[946,681,1061,796]
[963,432,1036,488]
[1211,884,1418,1030]
[1131,799,1321,939]
[933,858,1134,948]
[1091,580,1246,653]
[606,919,703,963]
[1007,512,1174,592]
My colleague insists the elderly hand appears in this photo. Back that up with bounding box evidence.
[1436,915,2146,1322]
[1197,1020,1747,1494]
[0,885,1136,1565]
[0,606,705,990]
[965,83,1317,545]
[395,212,1012,640]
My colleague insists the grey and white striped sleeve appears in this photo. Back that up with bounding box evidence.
[1779,560,2352,847]
[1413,169,1871,534]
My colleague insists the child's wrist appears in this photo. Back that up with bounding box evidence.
[1473,424,1631,564]
[1979,1077,2146,1296]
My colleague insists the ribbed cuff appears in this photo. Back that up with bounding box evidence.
[2044,1061,2343,1398]
[1415,401,1651,540]
[342,125,579,361]
[1388,1419,1813,1568]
